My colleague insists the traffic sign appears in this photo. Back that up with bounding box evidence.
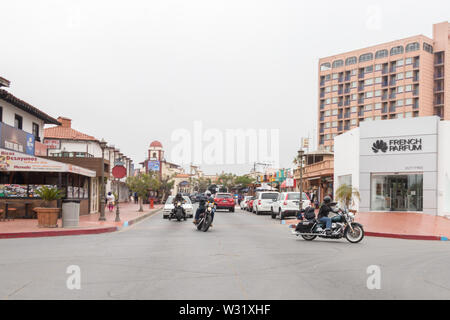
[112,165,127,179]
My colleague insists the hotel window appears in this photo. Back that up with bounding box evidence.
[332,85,338,91]
[396,73,404,80]
[405,112,412,118]
[325,86,331,93]
[397,99,404,106]
[406,42,420,52]
[351,106,357,113]
[375,77,382,84]
[359,53,373,63]
[326,98,331,104]
[405,57,413,65]
[364,104,373,111]
[332,97,338,104]
[332,121,338,127]
[364,78,373,86]
[375,90,381,97]
[375,49,388,59]
[396,59,404,67]
[374,116,382,120]
[365,91,373,98]
[375,103,382,110]
[325,134,331,140]
[325,74,331,81]
[351,69,357,76]
[405,98,413,105]
[375,64,382,71]
[405,85,412,92]
[332,60,344,68]
[345,56,357,66]
[390,46,404,56]
[423,43,433,53]
[405,71,413,78]
[332,109,338,116]
[324,110,331,116]
[321,63,331,71]
[325,122,331,128]
[332,73,339,80]
[350,119,357,125]
[351,94,357,101]
[397,86,404,93]
[14,114,23,130]
[351,81,357,88]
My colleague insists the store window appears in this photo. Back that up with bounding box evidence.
[370,174,423,212]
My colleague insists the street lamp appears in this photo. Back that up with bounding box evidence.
[298,149,305,215]
[115,152,123,222]
[99,138,108,221]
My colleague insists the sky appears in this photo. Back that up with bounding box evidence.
[0,0,449,175]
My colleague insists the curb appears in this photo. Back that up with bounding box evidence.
[282,220,450,242]
[0,207,163,240]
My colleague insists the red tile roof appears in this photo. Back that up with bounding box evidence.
[44,126,98,141]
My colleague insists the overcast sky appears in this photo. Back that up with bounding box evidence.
[0,0,448,175]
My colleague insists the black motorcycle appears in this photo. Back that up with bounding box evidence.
[291,207,364,243]
[195,201,214,232]
[169,200,186,221]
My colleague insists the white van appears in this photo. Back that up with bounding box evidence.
[252,191,279,215]
[271,192,311,220]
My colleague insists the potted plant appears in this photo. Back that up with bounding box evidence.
[34,186,64,228]
[335,184,360,213]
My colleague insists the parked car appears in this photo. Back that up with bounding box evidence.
[271,192,311,220]
[214,193,235,212]
[240,196,253,210]
[163,196,194,219]
[252,191,280,215]
[247,197,256,212]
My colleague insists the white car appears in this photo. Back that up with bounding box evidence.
[252,192,279,215]
[271,192,311,220]
[163,196,194,219]
[240,196,252,210]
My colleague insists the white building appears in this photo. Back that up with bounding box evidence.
[334,116,450,216]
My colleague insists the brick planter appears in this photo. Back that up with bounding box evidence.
[34,208,60,228]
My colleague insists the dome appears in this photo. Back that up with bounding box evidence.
[150,141,163,148]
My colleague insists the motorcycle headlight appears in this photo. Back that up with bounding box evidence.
[177,202,181,206]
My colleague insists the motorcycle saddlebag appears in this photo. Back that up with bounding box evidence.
[295,221,315,233]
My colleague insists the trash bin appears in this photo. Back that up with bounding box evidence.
[62,200,81,228]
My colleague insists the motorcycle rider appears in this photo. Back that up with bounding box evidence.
[193,191,215,227]
[317,196,336,235]
[172,193,186,217]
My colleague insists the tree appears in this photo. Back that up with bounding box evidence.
[159,175,175,202]
[233,175,255,189]
[217,173,236,191]
[335,184,360,210]
[126,173,160,212]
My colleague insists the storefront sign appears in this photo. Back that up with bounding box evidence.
[363,134,436,156]
[0,122,35,155]
[372,138,423,154]
[285,178,294,187]
[34,141,48,156]
[44,139,61,149]
[0,148,96,177]
[148,160,160,171]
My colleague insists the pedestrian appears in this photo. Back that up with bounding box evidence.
[134,192,138,204]
[106,192,115,212]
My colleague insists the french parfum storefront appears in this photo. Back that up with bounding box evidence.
[334,116,450,216]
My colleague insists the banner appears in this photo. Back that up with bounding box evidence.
[0,122,35,155]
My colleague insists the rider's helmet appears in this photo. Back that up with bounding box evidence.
[205,191,212,198]
[323,196,332,204]
[176,192,182,198]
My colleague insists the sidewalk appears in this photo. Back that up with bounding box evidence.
[0,202,163,239]
[283,211,450,241]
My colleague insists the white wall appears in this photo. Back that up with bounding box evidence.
[47,140,102,157]
[334,128,360,209]
[438,121,450,217]
[1,99,45,139]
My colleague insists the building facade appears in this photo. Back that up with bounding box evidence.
[318,21,450,152]
[334,116,450,216]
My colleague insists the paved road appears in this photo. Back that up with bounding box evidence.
[1,205,450,300]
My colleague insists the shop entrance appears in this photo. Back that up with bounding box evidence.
[371,174,423,212]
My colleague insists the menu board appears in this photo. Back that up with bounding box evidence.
[0,184,28,198]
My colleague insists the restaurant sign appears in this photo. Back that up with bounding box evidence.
[0,148,96,177]
[43,139,61,149]
[0,122,35,155]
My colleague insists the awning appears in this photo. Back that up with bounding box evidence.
[0,148,96,177]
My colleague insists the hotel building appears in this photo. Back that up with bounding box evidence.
[318,21,450,152]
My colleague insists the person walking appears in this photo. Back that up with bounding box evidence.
[106,192,115,212]
[134,192,138,204]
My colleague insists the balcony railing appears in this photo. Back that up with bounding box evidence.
[303,159,334,178]
[382,68,389,75]
[382,106,388,113]
[358,73,365,79]
[413,61,420,68]
[358,98,364,104]
[389,79,396,86]
[344,88,350,94]
[389,106,396,112]
[389,93,396,99]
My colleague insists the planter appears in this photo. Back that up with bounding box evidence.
[34,207,60,228]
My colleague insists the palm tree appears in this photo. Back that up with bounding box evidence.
[335,184,360,210]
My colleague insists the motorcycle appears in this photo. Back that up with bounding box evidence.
[290,207,364,243]
[169,201,186,221]
[195,201,215,232]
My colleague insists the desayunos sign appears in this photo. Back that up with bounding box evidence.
[371,138,423,154]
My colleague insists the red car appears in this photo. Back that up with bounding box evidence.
[214,193,235,212]
[247,197,255,212]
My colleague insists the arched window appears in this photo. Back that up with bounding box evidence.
[405,42,419,52]
[320,63,331,71]
[390,46,404,56]
[375,49,388,59]
[423,43,433,53]
[152,152,157,158]
[345,56,357,66]
[332,60,344,68]
[359,53,373,63]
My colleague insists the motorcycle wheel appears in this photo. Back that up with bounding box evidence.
[301,235,317,241]
[345,224,365,243]
[197,220,203,231]
[202,215,212,232]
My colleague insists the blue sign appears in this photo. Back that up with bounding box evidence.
[26,133,35,155]
[148,160,160,171]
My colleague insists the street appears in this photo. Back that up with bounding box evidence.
[1,205,450,300]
